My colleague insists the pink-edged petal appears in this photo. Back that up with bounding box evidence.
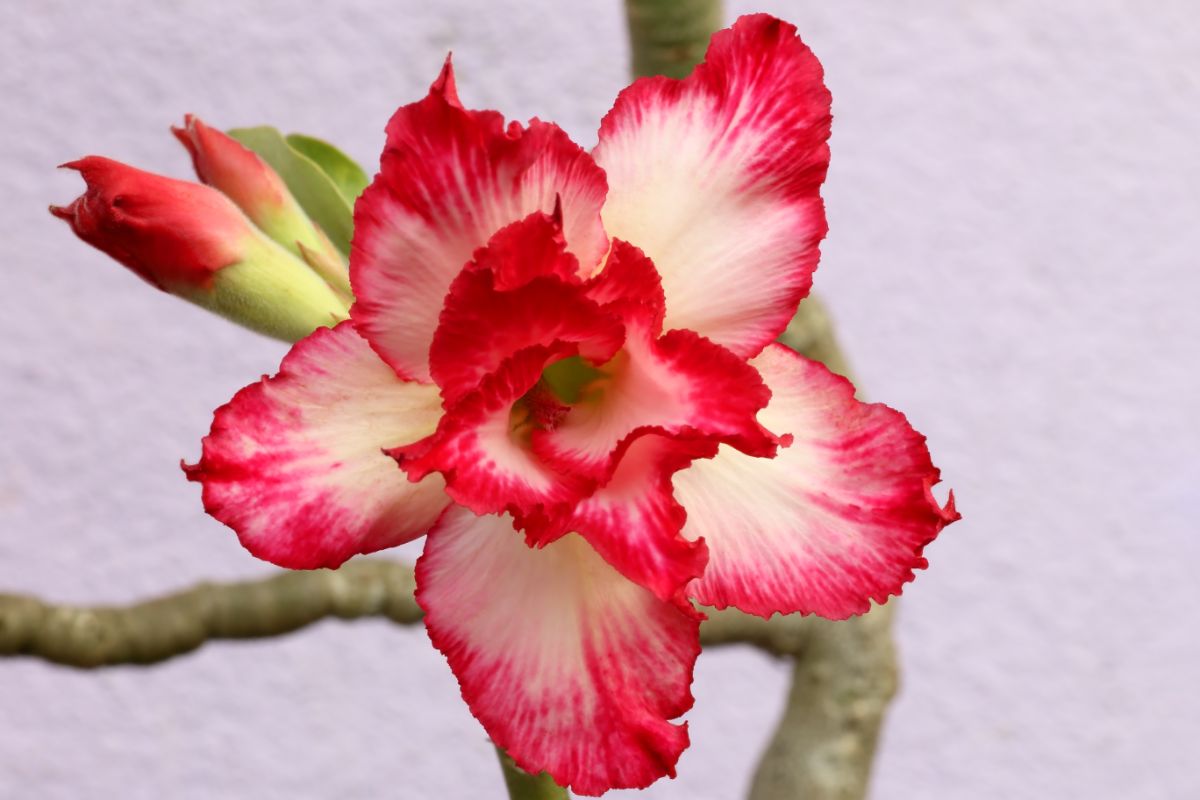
[417,506,700,795]
[533,243,777,482]
[431,272,621,404]
[186,321,449,569]
[583,236,666,331]
[392,347,591,517]
[523,432,716,603]
[467,205,582,291]
[429,213,624,404]
[351,59,609,382]
[532,323,775,479]
[594,14,831,359]
[674,344,960,619]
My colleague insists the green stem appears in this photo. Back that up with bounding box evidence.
[497,747,570,800]
[624,0,724,78]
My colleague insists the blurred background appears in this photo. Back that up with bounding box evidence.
[2,1,1196,797]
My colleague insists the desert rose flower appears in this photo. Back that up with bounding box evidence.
[172,115,351,296]
[51,156,349,342]
[184,15,959,795]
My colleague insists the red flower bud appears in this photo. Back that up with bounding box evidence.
[51,156,349,341]
[171,115,347,296]
[172,115,293,230]
[50,156,249,291]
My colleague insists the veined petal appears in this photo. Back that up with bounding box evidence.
[583,234,666,331]
[533,243,777,483]
[351,59,609,382]
[186,321,449,568]
[594,14,831,359]
[523,433,716,603]
[392,347,592,517]
[466,206,582,291]
[417,507,699,795]
[674,344,960,619]
[429,213,624,404]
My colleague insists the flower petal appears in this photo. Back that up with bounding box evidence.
[417,506,699,795]
[583,235,666,331]
[186,321,449,568]
[523,432,716,603]
[429,213,624,404]
[533,243,777,483]
[351,59,609,382]
[463,205,583,291]
[51,156,249,291]
[594,14,831,359]
[392,347,592,517]
[674,344,960,619]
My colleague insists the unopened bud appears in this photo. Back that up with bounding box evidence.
[173,115,350,297]
[51,156,348,342]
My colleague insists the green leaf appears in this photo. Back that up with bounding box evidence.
[285,133,370,205]
[227,126,354,256]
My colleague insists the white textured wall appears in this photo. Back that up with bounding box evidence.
[2,1,1197,797]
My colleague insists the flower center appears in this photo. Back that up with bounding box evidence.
[541,355,607,404]
[508,354,612,440]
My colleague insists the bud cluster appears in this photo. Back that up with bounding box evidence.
[51,117,357,342]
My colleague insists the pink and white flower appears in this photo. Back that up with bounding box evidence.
[185,15,958,795]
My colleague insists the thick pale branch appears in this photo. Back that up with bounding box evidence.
[700,606,815,656]
[624,0,724,79]
[748,608,898,800]
[779,296,853,379]
[0,560,421,668]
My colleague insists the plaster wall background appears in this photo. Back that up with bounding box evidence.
[1,1,1196,797]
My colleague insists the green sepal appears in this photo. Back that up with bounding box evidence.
[285,133,370,205]
[171,235,350,343]
[227,126,355,256]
